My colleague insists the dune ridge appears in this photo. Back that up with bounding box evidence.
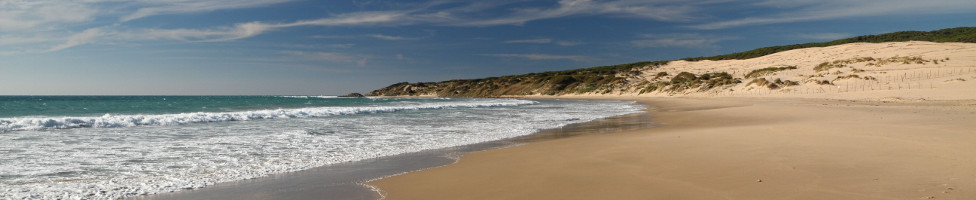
[370,41,976,102]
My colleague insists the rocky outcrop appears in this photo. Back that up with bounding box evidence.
[340,93,365,98]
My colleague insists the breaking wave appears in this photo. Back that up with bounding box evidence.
[0,99,536,132]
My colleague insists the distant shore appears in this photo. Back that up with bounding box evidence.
[369,97,976,199]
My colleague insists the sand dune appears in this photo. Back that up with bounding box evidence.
[630,41,976,100]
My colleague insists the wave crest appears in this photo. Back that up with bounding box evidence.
[0,99,536,132]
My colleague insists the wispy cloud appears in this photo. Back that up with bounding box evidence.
[631,33,736,48]
[9,0,971,54]
[0,1,97,31]
[796,33,852,40]
[114,0,700,43]
[115,22,273,42]
[504,38,582,46]
[555,41,582,46]
[1,0,693,54]
[454,0,698,26]
[367,34,419,41]
[42,28,107,53]
[504,38,553,44]
[120,0,293,22]
[690,0,976,29]
[479,53,585,61]
[331,43,355,48]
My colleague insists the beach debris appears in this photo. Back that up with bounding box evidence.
[756,179,762,183]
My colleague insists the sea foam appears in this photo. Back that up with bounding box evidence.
[0,99,643,200]
[0,99,536,132]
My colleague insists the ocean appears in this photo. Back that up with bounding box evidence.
[0,96,644,199]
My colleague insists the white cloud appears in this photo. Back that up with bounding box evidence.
[480,53,585,61]
[120,0,293,22]
[504,38,552,44]
[8,0,971,55]
[555,41,582,46]
[0,1,97,31]
[331,43,355,48]
[356,58,367,67]
[504,38,582,46]
[286,11,412,26]
[42,28,107,53]
[115,21,274,42]
[368,34,418,41]
[2,0,693,54]
[453,0,697,26]
[690,0,976,29]
[631,33,735,48]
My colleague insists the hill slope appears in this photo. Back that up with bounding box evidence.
[367,27,976,98]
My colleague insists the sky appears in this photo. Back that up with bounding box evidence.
[1,0,975,95]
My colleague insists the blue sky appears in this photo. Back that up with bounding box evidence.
[1,0,975,95]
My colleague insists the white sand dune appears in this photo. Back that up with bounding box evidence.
[607,41,976,100]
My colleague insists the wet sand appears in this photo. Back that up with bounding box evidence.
[369,97,976,199]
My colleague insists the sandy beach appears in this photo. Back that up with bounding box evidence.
[368,41,976,199]
[369,97,976,199]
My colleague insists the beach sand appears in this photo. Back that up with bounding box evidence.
[369,97,976,199]
[369,42,976,199]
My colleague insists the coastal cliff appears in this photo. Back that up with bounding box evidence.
[368,27,976,98]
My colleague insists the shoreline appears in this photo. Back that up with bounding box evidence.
[132,99,652,200]
[368,96,976,199]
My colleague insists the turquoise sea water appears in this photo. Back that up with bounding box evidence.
[0,96,643,199]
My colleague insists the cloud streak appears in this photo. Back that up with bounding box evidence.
[5,0,975,54]
[0,1,97,31]
[504,38,553,44]
[504,38,582,46]
[689,0,976,29]
[368,34,419,41]
[120,0,292,22]
[2,0,695,53]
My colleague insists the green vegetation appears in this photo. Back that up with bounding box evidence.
[834,74,861,81]
[652,72,669,80]
[683,27,976,61]
[745,65,797,78]
[367,61,670,97]
[816,56,935,72]
[748,78,799,89]
[873,56,931,66]
[814,62,846,72]
[666,72,740,92]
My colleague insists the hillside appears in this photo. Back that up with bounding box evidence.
[367,27,976,98]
